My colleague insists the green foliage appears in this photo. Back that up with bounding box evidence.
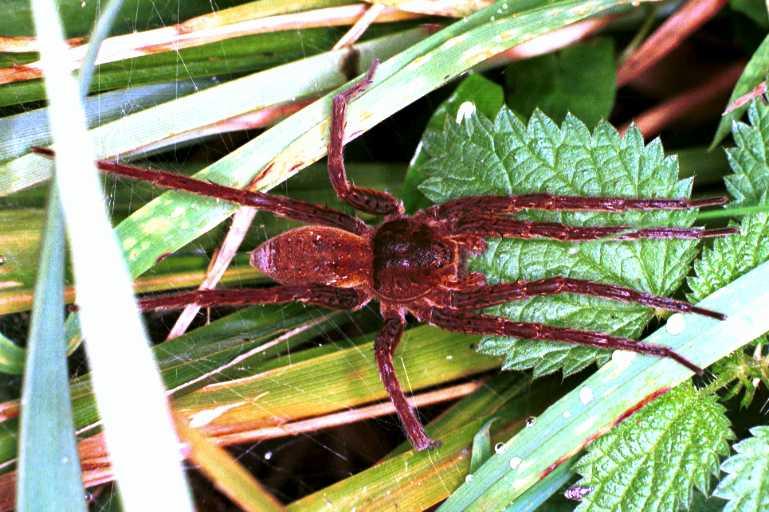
[692,98,769,406]
[574,383,733,512]
[403,73,504,211]
[416,107,699,376]
[730,0,769,28]
[711,34,769,149]
[470,418,498,472]
[504,38,616,128]
[687,213,769,302]
[714,426,769,512]
[724,98,769,205]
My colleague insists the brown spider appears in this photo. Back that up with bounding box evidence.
[34,62,736,451]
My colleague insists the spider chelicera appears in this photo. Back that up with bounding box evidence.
[35,61,736,451]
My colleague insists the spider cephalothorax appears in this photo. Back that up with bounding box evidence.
[34,61,737,451]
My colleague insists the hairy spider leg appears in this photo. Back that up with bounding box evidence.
[425,193,730,220]
[139,284,368,312]
[327,60,405,216]
[449,216,739,241]
[31,147,369,235]
[419,308,703,374]
[374,314,439,451]
[448,277,724,319]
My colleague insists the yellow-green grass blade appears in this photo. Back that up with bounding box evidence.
[24,0,643,297]
[0,26,407,108]
[0,28,427,194]
[287,374,564,512]
[176,415,286,512]
[16,185,84,511]
[0,304,363,464]
[439,260,769,511]
[0,331,23,375]
[0,0,240,38]
[171,326,496,428]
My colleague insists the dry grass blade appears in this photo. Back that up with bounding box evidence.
[617,0,728,86]
[623,62,744,137]
[0,4,422,86]
[174,415,286,512]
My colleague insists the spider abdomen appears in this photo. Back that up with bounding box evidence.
[371,218,457,302]
[250,226,371,288]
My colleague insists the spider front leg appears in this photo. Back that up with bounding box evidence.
[419,308,702,374]
[375,314,439,451]
[450,216,738,241]
[426,193,730,220]
[328,60,404,216]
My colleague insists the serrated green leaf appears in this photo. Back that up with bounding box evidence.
[714,425,769,512]
[504,37,616,128]
[574,383,732,512]
[417,107,699,376]
[687,213,769,302]
[724,98,769,204]
[402,73,504,212]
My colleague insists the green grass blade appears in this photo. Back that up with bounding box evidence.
[29,0,193,508]
[439,259,769,510]
[172,325,496,424]
[503,457,576,512]
[0,28,427,195]
[710,33,769,149]
[287,375,565,511]
[16,185,84,511]
[0,81,206,162]
[0,332,24,375]
[177,417,286,512]
[92,0,643,286]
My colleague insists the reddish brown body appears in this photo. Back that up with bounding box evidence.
[252,217,481,312]
[45,60,735,452]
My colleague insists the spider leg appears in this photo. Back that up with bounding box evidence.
[328,60,404,216]
[138,285,368,312]
[375,314,439,451]
[424,193,729,220]
[31,147,368,235]
[418,308,702,374]
[449,277,724,319]
[449,216,738,241]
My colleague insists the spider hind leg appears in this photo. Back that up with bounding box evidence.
[420,307,703,375]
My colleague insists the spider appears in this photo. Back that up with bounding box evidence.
[34,62,736,451]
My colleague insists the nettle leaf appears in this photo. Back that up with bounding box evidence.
[574,383,733,512]
[417,108,699,376]
[724,98,769,205]
[687,212,769,303]
[691,98,769,404]
[403,73,504,212]
[714,425,769,512]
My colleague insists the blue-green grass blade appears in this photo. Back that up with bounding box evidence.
[16,186,84,511]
